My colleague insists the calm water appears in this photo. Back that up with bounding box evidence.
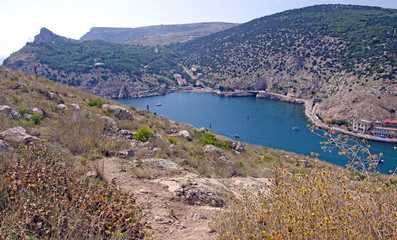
[118,92,397,173]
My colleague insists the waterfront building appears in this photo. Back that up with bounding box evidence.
[352,120,372,134]
[373,126,397,139]
[353,119,397,139]
[382,119,397,128]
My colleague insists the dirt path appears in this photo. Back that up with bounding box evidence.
[98,157,270,240]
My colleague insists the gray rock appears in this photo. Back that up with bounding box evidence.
[32,108,44,117]
[99,115,116,126]
[177,130,192,141]
[141,158,183,171]
[102,104,132,120]
[0,127,39,144]
[204,145,225,156]
[71,103,81,111]
[130,139,150,148]
[234,141,244,152]
[14,82,27,89]
[120,129,134,139]
[0,139,9,151]
[159,178,225,207]
[0,105,21,119]
[119,149,135,158]
[152,147,161,153]
[57,104,67,111]
[219,155,229,162]
[48,91,65,104]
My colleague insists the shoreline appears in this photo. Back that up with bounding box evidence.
[119,88,397,144]
[252,90,397,144]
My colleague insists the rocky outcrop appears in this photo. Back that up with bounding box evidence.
[44,91,65,104]
[34,27,72,43]
[32,108,44,117]
[12,82,27,90]
[71,103,81,111]
[177,130,192,141]
[204,145,225,156]
[0,127,39,145]
[102,104,132,120]
[99,115,116,126]
[156,178,227,207]
[119,149,135,158]
[57,104,67,111]
[0,105,21,119]
[256,91,305,104]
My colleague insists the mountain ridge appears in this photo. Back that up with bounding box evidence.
[81,22,239,45]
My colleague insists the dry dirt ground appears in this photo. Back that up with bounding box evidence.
[97,157,271,240]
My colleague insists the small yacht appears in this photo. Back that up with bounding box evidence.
[156,103,162,106]
[292,126,299,131]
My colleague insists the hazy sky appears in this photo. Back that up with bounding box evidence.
[0,0,396,59]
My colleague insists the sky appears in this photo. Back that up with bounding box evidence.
[0,0,396,60]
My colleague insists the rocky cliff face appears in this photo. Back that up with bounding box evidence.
[34,27,72,43]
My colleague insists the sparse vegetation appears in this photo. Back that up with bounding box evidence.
[133,126,154,142]
[87,99,104,108]
[327,119,350,127]
[215,128,397,239]
[1,64,396,239]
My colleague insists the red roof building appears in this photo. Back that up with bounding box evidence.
[383,119,397,124]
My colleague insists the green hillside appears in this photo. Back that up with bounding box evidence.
[174,4,397,121]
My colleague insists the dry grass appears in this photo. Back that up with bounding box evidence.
[0,144,144,239]
[214,130,397,239]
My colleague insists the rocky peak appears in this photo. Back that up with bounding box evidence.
[34,27,71,43]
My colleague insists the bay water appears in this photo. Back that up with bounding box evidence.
[118,92,397,173]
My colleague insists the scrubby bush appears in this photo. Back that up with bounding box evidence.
[214,128,397,239]
[87,99,104,108]
[195,130,218,146]
[0,145,144,239]
[215,162,397,239]
[31,112,42,125]
[133,126,153,142]
[166,136,178,145]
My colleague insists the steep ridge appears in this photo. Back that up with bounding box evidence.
[4,28,181,98]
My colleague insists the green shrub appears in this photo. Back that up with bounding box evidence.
[222,141,233,150]
[194,130,218,146]
[17,106,27,116]
[87,99,104,108]
[31,113,42,125]
[133,126,153,142]
[166,136,178,145]
[327,119,350,127]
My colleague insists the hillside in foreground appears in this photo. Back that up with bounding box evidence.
[1,66,396,239]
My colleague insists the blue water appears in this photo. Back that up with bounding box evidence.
[118,92,397,173]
